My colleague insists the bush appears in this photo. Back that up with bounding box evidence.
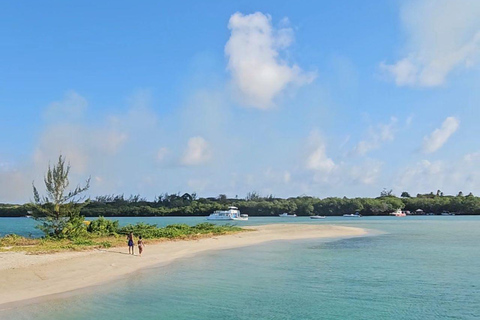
[118,222,242,239]
[87,217,119,236]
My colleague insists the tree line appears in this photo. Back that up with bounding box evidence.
[0,154,479,218]
[2,190,480,218]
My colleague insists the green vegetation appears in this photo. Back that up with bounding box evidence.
[31,155,90,238]
[2,190,480,218]
[1,155,479,219]
[0,220,244,253]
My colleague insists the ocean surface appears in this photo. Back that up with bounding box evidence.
[1,216,479,319]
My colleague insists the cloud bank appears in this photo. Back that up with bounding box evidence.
[381,0,480,87]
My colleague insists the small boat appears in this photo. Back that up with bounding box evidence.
[343,212,362,217]
[310,215,326,219]
[441,211,454,216]
[391,209,406,217]
[207,207,248,221]
[279,213,297,217]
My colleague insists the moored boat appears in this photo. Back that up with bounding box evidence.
[310,215,326,219]
[207,207,248,221]
[343,212,362,217]
[279,213,297,217]
[390,209,406,217]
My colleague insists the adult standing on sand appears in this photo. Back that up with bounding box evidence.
[127,232,135,255]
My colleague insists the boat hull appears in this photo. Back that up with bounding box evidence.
[207,216,234,220]
[232,217,248,221]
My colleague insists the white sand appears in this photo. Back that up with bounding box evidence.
[0,224,366,306]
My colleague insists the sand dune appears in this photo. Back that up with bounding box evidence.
[0,224,366,306]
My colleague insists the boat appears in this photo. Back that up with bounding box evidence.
[279,213,297,217]
[441,211,455,216]
[310,215,326,219]
[207,207,248,221]
[343,212,362,217]
[390,209,406,217]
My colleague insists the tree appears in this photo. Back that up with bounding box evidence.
[32,155,90,237]
[401,192,411,198]
[246,191,261,201]
[380,188,394,197]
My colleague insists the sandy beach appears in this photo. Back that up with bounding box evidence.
[0,224,367,306]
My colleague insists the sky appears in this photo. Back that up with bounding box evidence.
[1,0,480,203]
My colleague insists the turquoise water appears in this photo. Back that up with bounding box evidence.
[1,217,480,319]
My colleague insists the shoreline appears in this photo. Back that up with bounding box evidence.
[0,224,367,307]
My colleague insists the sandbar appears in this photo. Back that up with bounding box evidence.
[0,224,367,306]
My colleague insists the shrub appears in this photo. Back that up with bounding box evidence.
[87,217,119,236]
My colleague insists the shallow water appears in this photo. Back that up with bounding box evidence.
[1,217,480,319]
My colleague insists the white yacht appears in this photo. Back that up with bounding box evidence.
[310,215,326,219]
[207,207,248,221]
[343,212,362,217]
[279,213,297,217]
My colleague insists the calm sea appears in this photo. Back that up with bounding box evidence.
[1,216,479,319]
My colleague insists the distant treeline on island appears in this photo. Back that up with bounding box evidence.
[1,190,479,217]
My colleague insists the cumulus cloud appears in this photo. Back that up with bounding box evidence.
[301,130,385,189]
[34,91,132,175]
[381,0,480,87]
[349,161,383,185]
[28,90,175,200]
[181,136,212,166]
[305,130,335,172]
[422,116,459,154]
[225,12,315,108]
[44,90,88,122]
[397,153,480,195]
[352,117,397,156]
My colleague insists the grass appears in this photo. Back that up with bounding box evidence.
[0,223,247,254]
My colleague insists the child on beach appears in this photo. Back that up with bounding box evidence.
[138,236,145,256]
[127,232,135,255]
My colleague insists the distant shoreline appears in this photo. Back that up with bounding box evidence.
[0,224,367,307]
[1,214,478,218]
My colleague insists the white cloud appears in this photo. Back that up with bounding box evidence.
[422,116,459,154]
[397,154,480,195]
[181,136,211,166]
[381,0,480,87]
[352,117,397,156]
[30,90,172,199]
[305,130,335,172]
[44,90,88,122]
[225,12,315,108]
[349,161,383,185]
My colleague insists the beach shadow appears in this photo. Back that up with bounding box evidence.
[96,249,132,255]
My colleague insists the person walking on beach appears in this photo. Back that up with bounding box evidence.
[127,232,135,255]
[138,236,145,256]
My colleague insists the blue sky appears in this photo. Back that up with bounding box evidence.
[1,0,480,203]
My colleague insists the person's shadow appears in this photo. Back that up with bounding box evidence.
[96,249,132,255]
